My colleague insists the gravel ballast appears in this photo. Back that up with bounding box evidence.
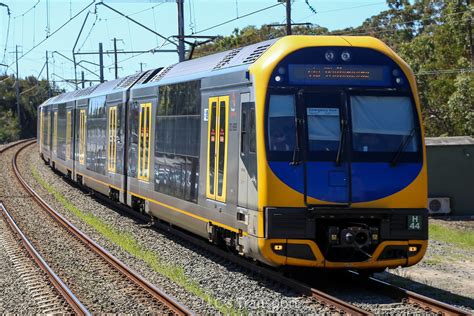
[20,144,335,314]
[0,217,42,314]
[0,143,188,314]
[5,142,471,315]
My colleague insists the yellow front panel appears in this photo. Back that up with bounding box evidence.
[247,36,427,266]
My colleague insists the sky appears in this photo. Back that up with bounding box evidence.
[0,0,389,91]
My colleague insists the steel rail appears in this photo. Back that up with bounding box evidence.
[29,136,472,315]
[80,176,370,315]
[12,141,192,316]
[347,271,471,316]
[0,202,90,315]
[0,138,34,154]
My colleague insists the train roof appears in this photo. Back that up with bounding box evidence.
[138,38,278,87]
[46,70,155,105]
[42,35,400,105]
[43,37,279,105]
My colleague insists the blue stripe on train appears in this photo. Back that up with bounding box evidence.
[268,161,422,203]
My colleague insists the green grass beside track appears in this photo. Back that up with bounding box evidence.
[429,222,474,250]
[31,166,241,314]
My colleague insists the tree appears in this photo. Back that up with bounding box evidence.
[0,74,59,143]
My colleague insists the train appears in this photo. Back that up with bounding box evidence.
[38,35,428,271]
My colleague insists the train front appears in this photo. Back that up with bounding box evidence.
[251,36,428,270]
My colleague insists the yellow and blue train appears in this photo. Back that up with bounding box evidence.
[38,36,428,271]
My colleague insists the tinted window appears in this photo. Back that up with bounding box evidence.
[86,96,107,175]
[351,96,417,153]
[154,81,201,203]
[57,104,67,160]
[267,95,295,152]
[128,101,140,177]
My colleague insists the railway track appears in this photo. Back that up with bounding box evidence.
[0,202,88,315]
[346,271,471,315]
[81,166,471,315]
[7,139,471,315]
[0,140,191,315]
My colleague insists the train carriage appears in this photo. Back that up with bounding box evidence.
[38,35,428,271]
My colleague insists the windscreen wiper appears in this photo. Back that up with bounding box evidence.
[391,128,416,167]
[335,119,347,166]
[290,116,301,166]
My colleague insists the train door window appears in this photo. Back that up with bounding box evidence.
[108,106,117,173]
[138,102,152,181]
[206,96,229,202]
[66,110,72,160]
[79,109,86,165]
[53,111,58,155]
[249,105,256,153]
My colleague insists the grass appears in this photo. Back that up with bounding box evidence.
[31,166,242,314]
[429,222,474,250]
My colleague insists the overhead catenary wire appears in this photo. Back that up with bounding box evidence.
[104,1,164,21]
[8,0,95,67]
[1,3,11,63]
[298,2,386,23]
[13,0,40,19]
[78,13,98,53]
[192,2,284,35]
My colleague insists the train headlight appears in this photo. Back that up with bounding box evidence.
[341,50,352,62]
[325,50,336,62]
[273,244,283,251]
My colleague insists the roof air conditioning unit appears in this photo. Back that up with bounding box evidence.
[427,197,451,215]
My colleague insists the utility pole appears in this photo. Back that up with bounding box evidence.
[15,45,21,134]
[113,37,118,79]
[99,42,104,83]
[46,51,51,97]
[177,0,185,62]
[285,0,292,35]
[139,62,146,72]
[81,71,85,88]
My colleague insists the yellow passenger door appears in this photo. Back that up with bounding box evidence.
[137,103,152,181]
[66,110,72,160]
[79,109,86,165]
[107,106,118,173]
[53,111,58,155]
[206,96,229,203]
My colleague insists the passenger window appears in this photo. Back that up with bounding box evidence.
[267,95,295,152]
[249,106,256,153]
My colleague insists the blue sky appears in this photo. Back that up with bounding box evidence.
[0,0,388,91]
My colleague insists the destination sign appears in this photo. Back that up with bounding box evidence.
[288,64,390,86]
